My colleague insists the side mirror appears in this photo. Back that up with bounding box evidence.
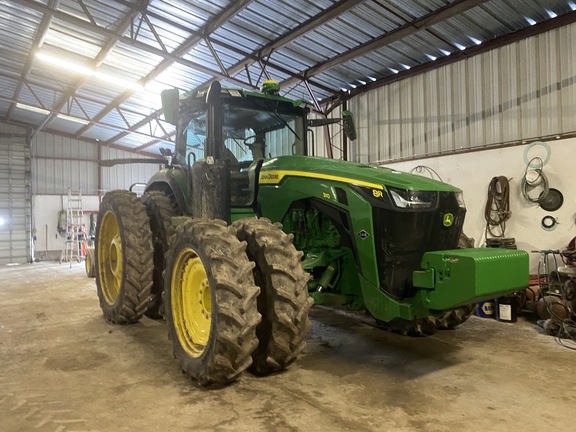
[161,88,180,125]
[308,118,341,127]
[342,110,357,141]
[307,111,357,141]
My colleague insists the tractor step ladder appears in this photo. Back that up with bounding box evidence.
[60,188,85,266]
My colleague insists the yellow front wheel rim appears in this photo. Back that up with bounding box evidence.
[171,248,212,358]
[98,211,123,305]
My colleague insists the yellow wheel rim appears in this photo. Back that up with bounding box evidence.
[171,247,211,358]
[85,249,92,274]
[97,211,123,305]
[85,251,91,273]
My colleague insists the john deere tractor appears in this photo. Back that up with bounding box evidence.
[94,80,528,386]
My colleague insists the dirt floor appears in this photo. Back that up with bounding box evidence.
[1,261,574,432]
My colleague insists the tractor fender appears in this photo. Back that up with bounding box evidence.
[145,168,191,215]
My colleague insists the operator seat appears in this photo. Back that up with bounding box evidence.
[222,147,240,171]
[251,140,266,160]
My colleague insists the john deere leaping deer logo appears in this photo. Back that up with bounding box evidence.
[443,213,454,227]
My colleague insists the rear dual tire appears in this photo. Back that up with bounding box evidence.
[95,190,154,324]
[232,218,313,375]
[164,217,313,385]
[85,248,95,278]
[95,202,312,385]
[163,219,261,386]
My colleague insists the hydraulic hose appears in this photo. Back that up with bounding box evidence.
[484,176,511,238]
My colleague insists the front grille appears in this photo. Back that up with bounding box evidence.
[372,191,465,300]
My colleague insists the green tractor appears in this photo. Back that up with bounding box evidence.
[94,80,528,386]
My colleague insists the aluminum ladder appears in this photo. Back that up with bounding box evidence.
[60,188,85,265]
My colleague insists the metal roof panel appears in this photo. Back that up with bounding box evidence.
[58,0,131,29]
[1,0,574,152]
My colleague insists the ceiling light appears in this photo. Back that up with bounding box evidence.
[440,49,451,56]
[57,114,90,125]
[470,37,482,45]
[357,80,366,85]
[36,52,143,92]
[526,17,537,25]
[94,72,144,92]
[0,217,4,225]
[16,103,50,115]
[401,64,411,70]
[426,54,437,61]
[368,76,377,82]
[570,1,576,11]
[454,43,466,51]
[389,68,399,74]
[546,9,557,18]
[36,52,93,76]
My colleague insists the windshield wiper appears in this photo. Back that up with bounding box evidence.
[271,111,300,141]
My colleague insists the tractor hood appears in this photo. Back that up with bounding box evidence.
[259,156,460,192]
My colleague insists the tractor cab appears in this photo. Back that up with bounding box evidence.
[164,81,310,207]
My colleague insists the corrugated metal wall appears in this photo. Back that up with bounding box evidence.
[349,22,576,164]
[31,131,160,194]
[0,123,32,264]
[32,132,98,194]
[100,147,161,192]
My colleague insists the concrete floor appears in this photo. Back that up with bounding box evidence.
[1,262,574,432]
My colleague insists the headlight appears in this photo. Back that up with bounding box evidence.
[388,187,438,209]
[455,191,466,208]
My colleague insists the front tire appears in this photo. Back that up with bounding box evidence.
[435,304,477,329]
[232,218,313,375]
[163,219,261,386]
[95,190,154,324]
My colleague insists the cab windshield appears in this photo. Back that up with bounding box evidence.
[181,102,307,166]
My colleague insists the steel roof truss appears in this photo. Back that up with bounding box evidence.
[77,0,97,25]
[6,0,61,121]
[204,38,229,77]
[281,0,491,88]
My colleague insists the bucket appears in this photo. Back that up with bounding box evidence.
[476,300,495,318]
[495,296,518,322]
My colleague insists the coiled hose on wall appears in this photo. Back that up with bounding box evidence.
[521,156,550,204]
[484,176,511,238]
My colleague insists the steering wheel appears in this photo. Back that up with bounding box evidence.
[243,135,257,147]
